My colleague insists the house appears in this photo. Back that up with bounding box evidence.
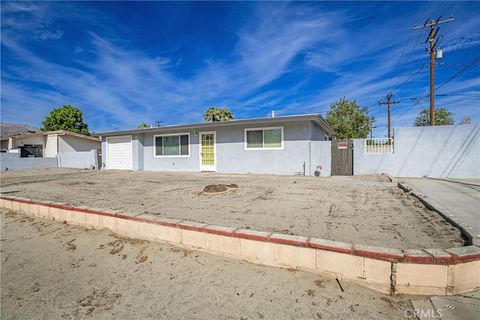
[0,137,9,151]
[0,123,39,152]
[98,114,334,176]
[3,130,100,158]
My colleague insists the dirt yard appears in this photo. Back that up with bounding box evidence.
[1,209,416,319]
[0,168,464,249]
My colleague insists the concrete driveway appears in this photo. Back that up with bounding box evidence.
[401,177,480,245]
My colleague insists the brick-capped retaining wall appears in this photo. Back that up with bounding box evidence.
[1,195,479,296]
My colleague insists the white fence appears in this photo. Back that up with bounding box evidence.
[57,150,99,169]
[364,138,394,154]
[1,153,57,171]
[1,150,99,171]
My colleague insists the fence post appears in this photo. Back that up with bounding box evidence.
[92,149,98,169]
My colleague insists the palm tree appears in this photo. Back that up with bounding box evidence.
[203,107,234,122]
[137,123,151,129]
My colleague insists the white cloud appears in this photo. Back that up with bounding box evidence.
[1,1,479,133]
[442,33,480,53]
[35,29,64,40]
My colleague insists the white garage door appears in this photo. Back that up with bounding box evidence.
[107,136,132,170]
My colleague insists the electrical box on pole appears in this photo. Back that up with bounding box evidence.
[413,16,454,126]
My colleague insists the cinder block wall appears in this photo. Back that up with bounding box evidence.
[310,141,331,176]
[57,150,98,169]
[1,153,58,171]
[354,124,480,178]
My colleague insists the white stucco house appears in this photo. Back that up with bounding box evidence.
[98,114,335,176]
[2,130,100,158]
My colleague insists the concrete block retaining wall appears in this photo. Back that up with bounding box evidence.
[1,196,479,296]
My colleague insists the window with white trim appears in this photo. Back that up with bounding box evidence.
[154,134,189,156]
[245,127,283,149]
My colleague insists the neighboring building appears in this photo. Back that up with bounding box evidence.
[98,114,334,176]
[0,137,9,151]
[0,122,39,152]
[3,130,100,158]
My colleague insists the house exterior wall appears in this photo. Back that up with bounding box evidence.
[132,134,144,171]
[215,121,310,175]
[1,139,8,150]
[354,124,480,178]
[15,135,45,148]
[310,123,327,141]
[102,121,331,176]
[58,135,100,153]
[101,139,107,168]
[102,120,331,176]
[143,130,200,172]
[44,134,58,157]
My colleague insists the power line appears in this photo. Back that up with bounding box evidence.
[391,63,427,94]
[379,93,400,141]
[436,54,480,92]
[413,15,455,125]
[383,2,441,97]
[389,3,455,96]
[406,53,480,103]
[436,93,480,97]
[439,62,480,69]
[387,30,416,91]
[368,64,425,116]
[378,102,422,137]
[367,3,457,138]
[441,63,480,92]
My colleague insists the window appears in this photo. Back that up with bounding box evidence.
[245,127,283,150]
[154,133,189,157]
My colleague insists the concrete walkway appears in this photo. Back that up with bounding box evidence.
[430,290,480,320]
[402,178,480,320]
[401,177,480,245]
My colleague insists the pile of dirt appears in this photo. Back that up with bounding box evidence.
[203,184,238,193]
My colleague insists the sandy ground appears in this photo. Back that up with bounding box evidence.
[1,209,417,319]
[0,168,464,249]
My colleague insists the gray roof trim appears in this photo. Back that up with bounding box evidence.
[97,114,334,137]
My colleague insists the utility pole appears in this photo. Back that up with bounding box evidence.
[370,117,376,139]
[413,16,454,125]
[379,93,400,142]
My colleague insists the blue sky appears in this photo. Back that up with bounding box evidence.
[1,1,479,136]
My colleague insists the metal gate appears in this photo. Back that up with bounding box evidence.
[331,140,353,175]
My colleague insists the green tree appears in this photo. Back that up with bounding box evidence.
[458,115,472,125]
[203,107,234,122]
[325,97,373,139]
[41,105,89,135]
[137,123,151,129]
[413,107,454,126]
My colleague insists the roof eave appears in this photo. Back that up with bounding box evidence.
[97,114,334,137]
